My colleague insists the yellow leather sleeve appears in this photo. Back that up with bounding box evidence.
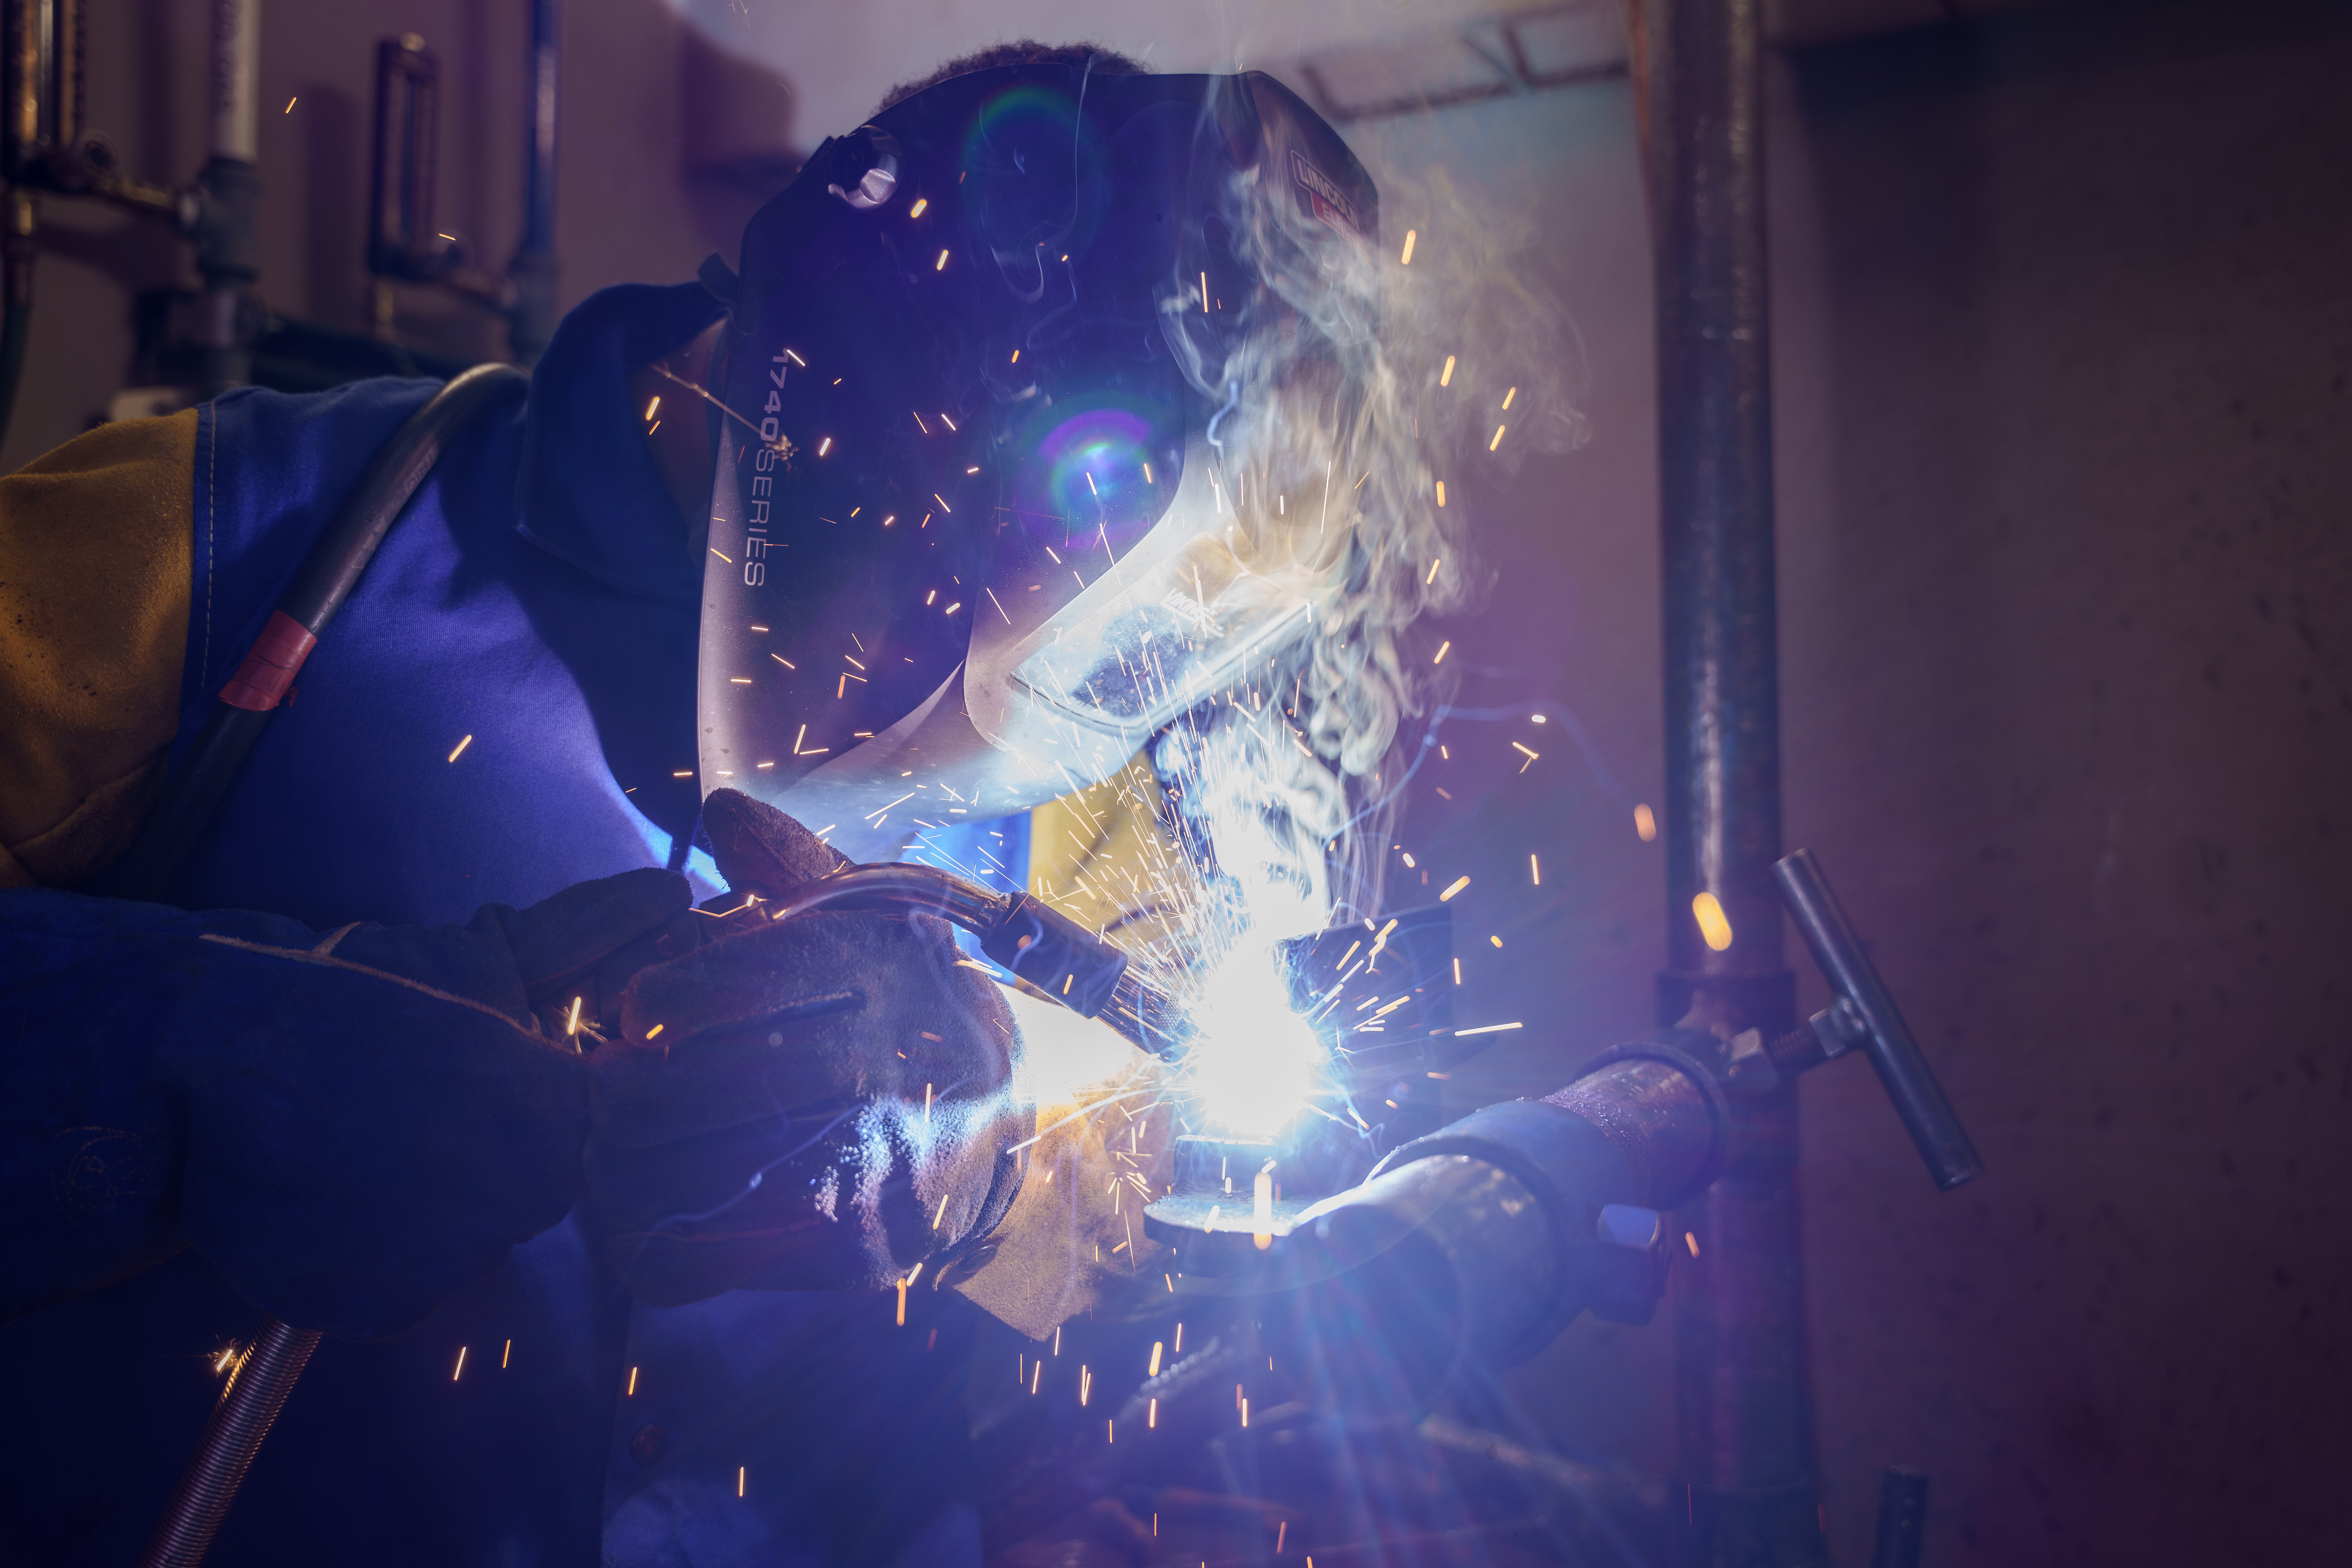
[0,410,197,888]
[951,755,1205,1338]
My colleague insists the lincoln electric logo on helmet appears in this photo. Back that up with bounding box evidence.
[1290,150,1361,237]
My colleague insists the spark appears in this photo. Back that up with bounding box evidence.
[817,436,832,456]
[627,1366,639,1395]
[1200,271,1209,312]
[447,734,472,763]
[1149,1398,1158,1428]
[1512,740,1540,772]
[502,1339,511,1368]
[644,395,661,421]
[1433,640,1451,665]
[729,676,750,684]
[1502,386,1518,409]
[566,996,582,1035]
[1400,228,1418,265]
[1455,1022,1521,1036]
[936,249,949,271]
[1435,480,1447,508]
[1533,713,1547,722]
[773,653,795,668]
[1635,803,1658,841]
[1440,355,1456,387]
[1489,936,1502,948]
[1453,957,1462,985]
[710,547,732,563]
[933,493,952,512]
[1426,557,1442,585]
[453,1347,466,1381]
[1150,1341,1163,1376]
[285,96,297,112]
[1692,891,1735,951]
[1490,424,1507,451]
[1143,461,1153,483]
[1279,1522,1288,1553]
[738,1467,746,1498]
[1686,1231,1701,1257]
[784,349,806,367]
[945,602,962,616]
[1253,1165,1275,1249]
[1011,349,1019,363]
[1439,875,1471,901]
[645,1024,665,1039]
[1530,853,1541,885]
[909,197,928,218]
[985,587,1011,624]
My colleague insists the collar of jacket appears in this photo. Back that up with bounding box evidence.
[515,281,728,607]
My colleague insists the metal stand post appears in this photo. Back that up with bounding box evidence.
[1637,0,1824,1560]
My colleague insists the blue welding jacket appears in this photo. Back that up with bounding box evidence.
[4,282,1023,1567]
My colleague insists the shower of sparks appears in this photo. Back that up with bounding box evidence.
[447,735,472,763]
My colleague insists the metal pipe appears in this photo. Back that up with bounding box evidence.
[1636,0,1823,1559]
[1868,1466,1929,1568]
[191,0,258,391]
[135,1319,321,1568]
[1776,849,1983,1189]
[506,0,559,364]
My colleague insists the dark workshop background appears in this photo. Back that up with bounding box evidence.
[18,0,2348,1562]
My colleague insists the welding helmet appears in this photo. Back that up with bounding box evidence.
[696,62,1377,860]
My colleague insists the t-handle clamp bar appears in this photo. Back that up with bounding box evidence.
[1771,848,1984,1190]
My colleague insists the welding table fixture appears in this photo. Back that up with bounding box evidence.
[1143,847,1980,1393]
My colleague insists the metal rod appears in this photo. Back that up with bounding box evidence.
[1637,0,1823,1559]
[136,1319,322,1568]
[506,0,559,364]
[1775,849,1984,1189]
[1868,1466,1929,1568]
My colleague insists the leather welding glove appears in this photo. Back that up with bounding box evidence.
[584,790,1029,1305]
[0,868,690,1338]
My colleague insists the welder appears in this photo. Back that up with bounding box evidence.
[0,42,1429,1565]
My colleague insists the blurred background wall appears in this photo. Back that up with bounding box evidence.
[16,0,2346,1561]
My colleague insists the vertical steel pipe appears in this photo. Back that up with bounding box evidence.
[507,0,560,364]
[1636,0,1821,1562]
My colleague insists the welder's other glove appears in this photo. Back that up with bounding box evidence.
[585,791,1028,1305]
[0,869,690,1338]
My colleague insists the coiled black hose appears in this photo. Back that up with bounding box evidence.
[136,1320,322,1568]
